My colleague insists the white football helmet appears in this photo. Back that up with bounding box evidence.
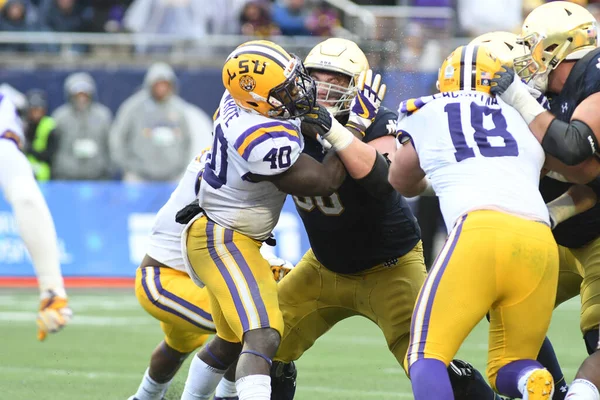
[304,38,369,116]
[469,31,528,68]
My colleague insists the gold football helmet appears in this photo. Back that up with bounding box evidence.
[469,31,528,68]
[514,1,598,92]
[222,40,316,119]
[304,38,369,116]
[438,44,501,94]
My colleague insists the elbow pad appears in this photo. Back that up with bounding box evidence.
[542,119,598,166]
[355,152,394,199]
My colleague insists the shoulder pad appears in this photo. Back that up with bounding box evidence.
[398,95,436,117]
[233,121,301,161]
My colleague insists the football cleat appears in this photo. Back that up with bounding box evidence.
[524,369,554,400]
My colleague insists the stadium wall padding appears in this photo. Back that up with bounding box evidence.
[0,182,315,278]
[0,67,438,116]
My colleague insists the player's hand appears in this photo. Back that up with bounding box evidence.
[268,256,294,283]
[37,290,72,341]
[347,70,386,133]
[300,105,333,138]
[491,65,546,125]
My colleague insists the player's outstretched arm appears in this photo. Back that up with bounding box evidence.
[547,184,597,228]
[388,139,428,197]
[492,66,600,168]
[544,154,600,184]
[251,151,346,197]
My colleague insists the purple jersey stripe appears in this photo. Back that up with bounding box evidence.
[222,228,270,328]
[206,220,250,332]
[152,267,213,321]
[140,267,215,332]
[412,214,467,363]
[234,121,298,151]
[240,130,300,161]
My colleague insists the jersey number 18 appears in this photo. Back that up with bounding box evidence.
[445,102,519,162]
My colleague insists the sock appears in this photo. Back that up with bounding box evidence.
[132,368,171,400]
[215,378,237,398]
[566,379,600,400]
[496,359,544,398]
[409,359,454,400]
[236,374,271,400]
[537,337,568,399]
[6,177,64,295]
[181,355,226,400]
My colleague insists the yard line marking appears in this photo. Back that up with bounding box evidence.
[0,311,154,326]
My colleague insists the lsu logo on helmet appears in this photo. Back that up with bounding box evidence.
[222,40,316,119]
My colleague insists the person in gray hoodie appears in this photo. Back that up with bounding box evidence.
[51,72,114,180]
[109,62,192,181]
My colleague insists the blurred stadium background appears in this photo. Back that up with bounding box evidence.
[0,0,596,398]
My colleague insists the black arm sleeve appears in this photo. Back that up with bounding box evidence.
[355,152,394,199]
[542,119,598,166]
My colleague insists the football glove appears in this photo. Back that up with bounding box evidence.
[347,69,387,133]
[491,65,545,125]
[267,256,294,283]
[37,290,72,341]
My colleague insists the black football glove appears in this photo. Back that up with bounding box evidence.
[490,65,515,97]
[300,105,333,138]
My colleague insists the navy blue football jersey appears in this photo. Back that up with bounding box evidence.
[541,47,600,248]
[293,106,421,273]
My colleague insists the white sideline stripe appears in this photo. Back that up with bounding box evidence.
[0,311,154,326]
[0,366,415,398]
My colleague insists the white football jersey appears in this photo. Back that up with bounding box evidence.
[0,95,24,146]
[146,149,210,272]
[397,91,548,233]
[198,91,304,241]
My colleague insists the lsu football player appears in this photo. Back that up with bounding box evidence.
[390,44,559,399]
[127,149,292,400]
[0,93,71,341]
[267,37,501,400]
[178,39,398,400]
[491,3,600,398]
[472,30,598,400]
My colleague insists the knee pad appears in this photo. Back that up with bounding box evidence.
[448,359,502,400]
[584,329,600,355]
[270,361,297,400]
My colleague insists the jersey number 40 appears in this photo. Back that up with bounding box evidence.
[445,102,519,162]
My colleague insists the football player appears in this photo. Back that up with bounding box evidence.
[178,40,396,400]
[390,44,559,399]
[127,149,292,400]
[267,37,502,400]
[490,3,600,398]
[471,30,598,400]
[0,93,71,341]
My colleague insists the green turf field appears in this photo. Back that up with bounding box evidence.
[0,288,588,400]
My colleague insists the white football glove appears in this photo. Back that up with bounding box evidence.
[347,69,387,133]
[260,242,294,282]
[37,289,72,341]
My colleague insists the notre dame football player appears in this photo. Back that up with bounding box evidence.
[492,2,600,399]
[270,38,500,400]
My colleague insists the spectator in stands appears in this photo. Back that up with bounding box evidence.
[40,0,93,32]
[51,72,114,180]
[458,0,524,37]
[240,1,281,37]
[399,22,442,72]
[24,90,57,181]
[306,1,340,36]
[109,62,193,182]
[588,2,600,20]
[0,0,47,52]
[272,0,311,36]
